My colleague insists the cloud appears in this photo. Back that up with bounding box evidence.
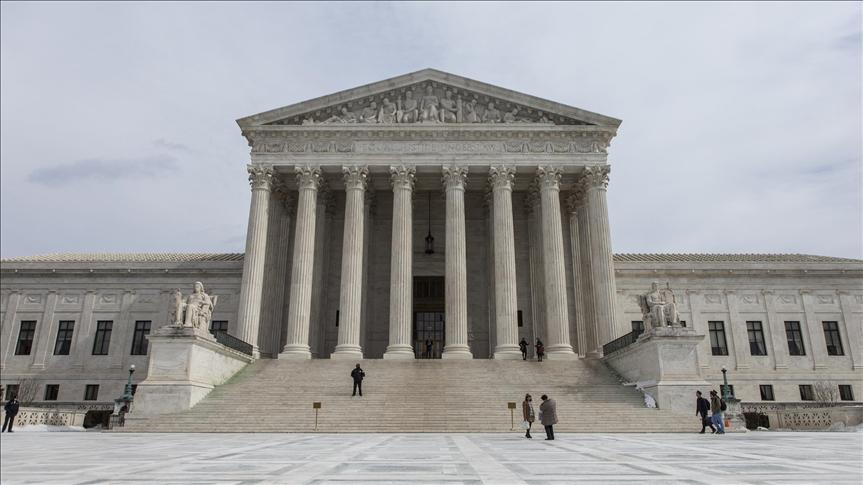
[27,154,179,186]
[152,138,191,152]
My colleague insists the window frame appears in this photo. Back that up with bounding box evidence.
[838,385,854,401]
[5,384,20,401]
[759,384,775,401]
[53,320,75,356]
[129,320,152,356]
[799,384,815,401]
[83,384,99,401]
[784,321,806,356]
[15,320,37,355]
[44,384,59,401]
[822,321,844,356]
[708,321,728,356]
[92,320,113,356]
[746,321,768,356]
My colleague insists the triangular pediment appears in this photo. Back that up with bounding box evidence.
[237,69,621,129]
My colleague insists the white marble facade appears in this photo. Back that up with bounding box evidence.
[0,69,861,410]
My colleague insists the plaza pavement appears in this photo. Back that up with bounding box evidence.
[1,432,861,484]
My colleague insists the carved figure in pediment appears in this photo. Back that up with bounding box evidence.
[359,101,378,123]
[464,98,480,123]
[439,90,459,123]
[420,85,440,122]
[301,117,315,125]
[639,282,680,331]
[397,91,419,123]
[378,98,397,123]
[503,107,519,123]
[537,111,551,124]
[482,102,502,123]
[172,282,217,330]
[322,106,357,124]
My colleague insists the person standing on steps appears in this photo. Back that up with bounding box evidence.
[425,339,433,359]
[519,338,528,360]
[535,339,545,362]
[696,390,715,434]
[351,363,365,397]
[522,393,535,438]
[2,396,20,432]
[539,394,557,440]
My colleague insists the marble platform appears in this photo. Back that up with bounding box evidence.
[1,432,861,484]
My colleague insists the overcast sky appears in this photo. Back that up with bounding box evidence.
[1,2,861,259]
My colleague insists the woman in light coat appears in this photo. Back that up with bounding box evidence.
[522,394,535,439]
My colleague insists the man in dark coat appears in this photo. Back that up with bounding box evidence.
[3,397,20,432]
[351,363,365,397]
[695,391,715,434]
[519,338,528,360]
[539,394,558,440]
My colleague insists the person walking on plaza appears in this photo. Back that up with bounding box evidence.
[519,338,529,361]
[2,396,20,432]
[710,390,725,434]
[535,339,545,362]
[539,394,557,440]
[522,393,536,438]
[351,363,365,397]
[696,391,715,434]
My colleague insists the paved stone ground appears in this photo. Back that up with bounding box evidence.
[1,432,861,484]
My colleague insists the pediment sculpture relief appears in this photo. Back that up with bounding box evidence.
[270,81,586,126]
[639,282,681,331]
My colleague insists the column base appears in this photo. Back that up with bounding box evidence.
[383,345,415,360]
[545,349,578,360]
[280,344,312,359]
[586,350,604,359]
[494,345,522,360]
[442,345,473,360]
[331,345,363,360]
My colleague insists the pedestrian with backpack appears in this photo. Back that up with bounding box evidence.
[709,389,725,434]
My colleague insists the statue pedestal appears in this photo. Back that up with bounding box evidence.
[129,325,253,419]
[604,326,710,414]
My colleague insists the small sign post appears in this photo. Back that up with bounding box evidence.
[313,402,321,431]
[507,402,517,430]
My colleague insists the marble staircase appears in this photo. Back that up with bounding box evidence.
[123,359,696,432]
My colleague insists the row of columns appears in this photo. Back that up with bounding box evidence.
[233,163,618,359]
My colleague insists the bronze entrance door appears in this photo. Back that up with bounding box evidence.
[413,276,445,359]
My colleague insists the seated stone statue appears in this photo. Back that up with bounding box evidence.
[419,86,440,122]
[359,101,378,123]
[173,282,217,330]
[378,98,397,123]
[482,102,501,123]
[639,282,680,331]
[438,90,458,123]
[397,91,419,123]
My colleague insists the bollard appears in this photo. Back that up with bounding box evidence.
[508,402,517,430]
[313,402,321,431]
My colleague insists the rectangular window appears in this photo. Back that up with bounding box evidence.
[53,320,75,355]
[708,321,728,356]
[92,321,113,355]
[631,321,644,335]
[679,320,687,328]
[84,384,99,401]
[44,384,59,401]
[839,385,854,401]
[210,320,228,339]
[15,321,36,355]
[759,384,775,401]
[822,322,844,356]
[130,320,151,356]
[799,384,814,401]
[5,385,19,401]
[721,385,735,399]
[747,321,767,356]
[784,321,806,356]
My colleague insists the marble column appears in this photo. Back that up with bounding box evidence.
[576,200,599,357]
[282,165,322,359]
[332,166,368,360]
[525,186,545,354]
[484,188,497,358]
[581,166,620,351]
[489,166,521,359]
[565,192,587,358]
[442,165,472,359]
[537,167,576,359]
[384,165,416,360]
[235,164,274,357]
[259,182,293,357]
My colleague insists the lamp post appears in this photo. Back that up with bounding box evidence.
[123,364,136,401]
[720,366,730,401]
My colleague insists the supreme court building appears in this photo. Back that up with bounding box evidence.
[1,70,860,428]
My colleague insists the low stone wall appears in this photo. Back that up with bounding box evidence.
[0,405,92,428]
[742,402,863,430]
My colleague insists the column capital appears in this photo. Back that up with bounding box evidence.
[247,164,274,191]
[441,165,468,190]
[295,165,322,190]
[565,185,588,214]
[272,177,295,209]
[489,165,516,190]
[580,165,611,190]
[536,166,563,190]
[342,165,369,191]
[389,165,416,190]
